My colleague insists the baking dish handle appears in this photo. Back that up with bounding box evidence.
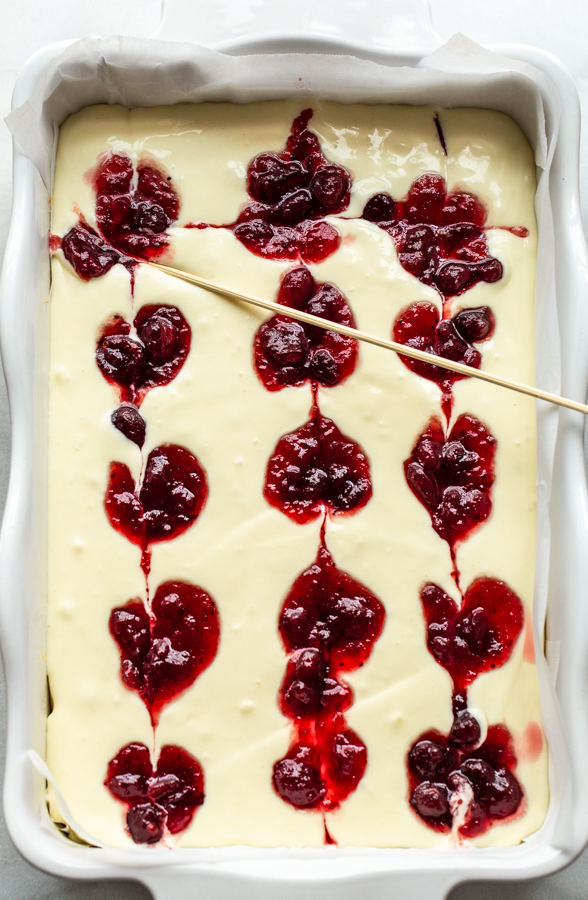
[143,869,458,900]
[153,0,443,54]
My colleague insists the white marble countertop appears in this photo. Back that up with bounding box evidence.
[0,1,587,897]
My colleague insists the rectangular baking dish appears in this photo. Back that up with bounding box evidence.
[2,25,588,900]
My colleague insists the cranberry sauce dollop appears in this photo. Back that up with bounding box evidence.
[408,724,523,838]
[95,152,179,259]
[106,742,204,844]
[203,108,350,263]
[109,581,220,726]
[254,266,358,390]
[393,301,494,420]
[362,174,505,302]
[264,407,372,524]
[96,304,191,407]
[61,154,179,281]
[421,578,524,697]
[105,444,208,574]
[404,414,496,552]
[273,543,385,812]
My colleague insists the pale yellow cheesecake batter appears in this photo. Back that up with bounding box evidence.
[47,101,548,848]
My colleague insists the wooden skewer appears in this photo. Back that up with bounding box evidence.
[149,262,588,417]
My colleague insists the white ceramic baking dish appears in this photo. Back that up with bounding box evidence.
[2,15,588,900]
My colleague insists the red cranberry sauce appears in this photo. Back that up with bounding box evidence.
[207,109,350,263]
[273,544,385,812]
[404,414,496,551]
[273,722,368,814]
[280,545,386,672]
[254,267,358,391]
[60,155,179,281]
[233,216,342,265]
[393,301,494,420]
[105,742,205,844]
[264,407,372,524]
[362,174,504,301]
[105,444,208,573]
[96,304,191,407]
[61,222,124,281]
[408,724,523,837]
[421,578,524,697]
[109,581,220,726]
[95,152,179,260]
[408,577,524,837]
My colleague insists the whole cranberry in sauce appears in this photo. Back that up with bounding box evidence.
[111,404,147,448]
[61,222,122,280]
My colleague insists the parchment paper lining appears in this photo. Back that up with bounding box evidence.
[6,32,566,858]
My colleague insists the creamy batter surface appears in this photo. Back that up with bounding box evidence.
[48,101,548,848]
